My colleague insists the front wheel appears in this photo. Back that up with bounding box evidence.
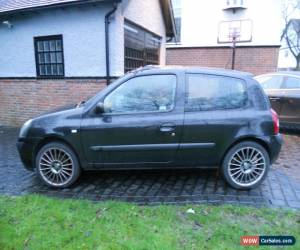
[35,142,81,188]
[222,141,270,190]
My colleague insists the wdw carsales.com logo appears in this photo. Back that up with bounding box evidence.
[240,236,296,246]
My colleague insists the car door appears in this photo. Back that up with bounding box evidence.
[255,75,285,115]
[80,73,184,167]
[176,73,248,166]
[279,76,300,126]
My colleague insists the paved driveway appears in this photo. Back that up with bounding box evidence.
[0,127,299,208]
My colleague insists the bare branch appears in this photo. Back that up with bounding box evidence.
[281,0,300,66]
[285,35,297,58]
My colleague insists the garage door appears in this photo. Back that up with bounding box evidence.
[124,20,161,73]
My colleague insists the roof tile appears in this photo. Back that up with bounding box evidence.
[0,0,94,14]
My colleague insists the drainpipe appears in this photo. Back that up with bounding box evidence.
[105,4,118,85]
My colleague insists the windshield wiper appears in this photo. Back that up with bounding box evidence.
[76,100,86,108]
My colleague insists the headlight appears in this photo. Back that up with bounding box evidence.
[19,119,32,138]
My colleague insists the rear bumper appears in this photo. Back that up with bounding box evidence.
[268,134,283,164]
[17,138,41,171]
[280,122,300,131]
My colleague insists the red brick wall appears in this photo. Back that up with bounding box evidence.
[0,79,107,126]
[166,46,280,75]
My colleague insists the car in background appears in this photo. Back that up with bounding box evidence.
[255,72,300,130]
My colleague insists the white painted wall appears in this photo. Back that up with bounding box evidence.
[169,0,282,47]
[278,40,297,70]
[0,0,167,77]
[0,4,115,77]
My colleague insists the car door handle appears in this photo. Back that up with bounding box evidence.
[160,127,175,132]
[269,97,280,101]
[159,124,176,132]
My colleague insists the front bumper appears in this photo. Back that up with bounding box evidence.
[17,138,41,171]
[268,134,283,164]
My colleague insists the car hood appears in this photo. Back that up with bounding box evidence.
[31,103,84,126]
[25,104,84,138]
[37,103,78,117]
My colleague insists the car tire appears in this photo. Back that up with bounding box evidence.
[222,141,270,190]
[35,142,81,188]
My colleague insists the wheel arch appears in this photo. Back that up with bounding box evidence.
[220,136,270,167]
[34,136,81,169]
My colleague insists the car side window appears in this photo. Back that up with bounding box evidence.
[103,75,177,114]
[282,76,300,89]
[185,74,247,112]
[256,75,284,90]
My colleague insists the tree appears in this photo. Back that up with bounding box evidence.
[281,0,300,70]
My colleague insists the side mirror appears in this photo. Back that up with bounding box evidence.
[94,102,105,114]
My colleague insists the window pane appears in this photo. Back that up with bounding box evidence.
[44,53,50,63]
[283,77,300,89]
[45,65,51,75]
[49,40,56,51]
[50,52,56,63]
[43,41,50,51]
[37,41,44,52]
[104,75,177,114]
[256,76,283,90]
[57,64,64,75]
[56,52,62,63]
[56,40,62,51]
[38,53,44,63]
[51,65,57,75]
[185,74,247,112]
[39,65,45,75]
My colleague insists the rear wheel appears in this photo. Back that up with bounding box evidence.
[35,142,81,188]
[222,141,270,189]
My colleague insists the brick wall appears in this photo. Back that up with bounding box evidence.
[166,46,280,75]
[0,79,107,126]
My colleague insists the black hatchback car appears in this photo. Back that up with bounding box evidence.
[17,66,282,190]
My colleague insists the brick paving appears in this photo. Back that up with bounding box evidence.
[0,127,299,208]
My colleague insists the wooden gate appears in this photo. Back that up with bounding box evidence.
[124,20,161,72]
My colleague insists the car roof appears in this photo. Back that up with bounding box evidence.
[132,65,254,79]
[255,71,300,79]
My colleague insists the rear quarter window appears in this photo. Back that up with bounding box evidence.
[185,74,247,112]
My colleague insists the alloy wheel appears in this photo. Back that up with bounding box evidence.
[228,147,266,187]
[38,147,74,187]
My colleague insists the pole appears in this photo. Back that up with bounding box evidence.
[105,5,118,85]
[231,37,236,70]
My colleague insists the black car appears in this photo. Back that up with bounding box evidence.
[255,72,300,130]
[17,66,282,189]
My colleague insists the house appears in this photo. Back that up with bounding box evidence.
[278,19,300,71]
[167,0,282,75]
[0,0,175,126]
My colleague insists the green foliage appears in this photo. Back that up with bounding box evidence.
[0,195,299,250]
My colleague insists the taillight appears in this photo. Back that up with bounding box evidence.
[271,109,279,135]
